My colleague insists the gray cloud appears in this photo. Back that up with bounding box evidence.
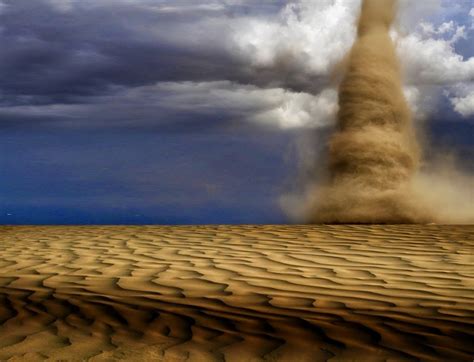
[0,0,473,131]
[0,81,337,130]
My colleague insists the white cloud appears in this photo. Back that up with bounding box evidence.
[395,22,474,85]
[227,0,474,119]
[252,88,337,129]
[403,86,424,119]
[449,84,474,117]
[391,7,473,118]
[143,81,338,129]
[452,93,474,116]
[397,35,474,84]
[418,20,467,43]
[403,85,443,121]
[1,81,338,129]
[230,0,360,75]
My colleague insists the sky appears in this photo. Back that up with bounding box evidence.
[1,0,473,224]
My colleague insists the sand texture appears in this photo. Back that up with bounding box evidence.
[0,225,473,361]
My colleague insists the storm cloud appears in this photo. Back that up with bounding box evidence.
[1,0,472,131]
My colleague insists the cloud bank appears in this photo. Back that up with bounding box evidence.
[1,0,473,130]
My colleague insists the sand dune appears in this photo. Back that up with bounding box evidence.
[0,225,472,361]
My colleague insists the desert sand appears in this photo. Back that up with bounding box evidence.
[0,225,472,361]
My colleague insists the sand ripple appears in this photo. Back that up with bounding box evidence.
[0,225,473,361]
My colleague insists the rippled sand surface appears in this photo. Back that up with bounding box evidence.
[0,225,473,361]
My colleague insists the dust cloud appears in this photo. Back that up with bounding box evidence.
[287,0,474,224]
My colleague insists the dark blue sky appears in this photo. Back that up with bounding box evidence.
[1,0,473,224]
[0,125,298,224]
